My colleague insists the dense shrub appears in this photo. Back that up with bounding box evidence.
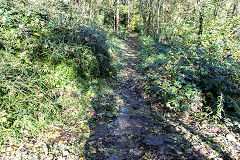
[0,0,113,144]
[139,35,240,119]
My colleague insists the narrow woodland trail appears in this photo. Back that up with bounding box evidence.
[85,35,180,160]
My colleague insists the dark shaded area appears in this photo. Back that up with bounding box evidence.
[83,77,211,159]
[103,9,128,32]
[0,42,5,50]
[104,10,115,27]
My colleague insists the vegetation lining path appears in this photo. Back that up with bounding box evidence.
[1,0,239,159]
[85,35,179,159]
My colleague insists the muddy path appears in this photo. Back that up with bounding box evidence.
[84,35,183,160]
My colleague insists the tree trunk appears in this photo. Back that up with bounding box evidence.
[114,12,116,31]
[84,0,86,15]
[140,0,148,33]
[197,0,203,35]
[151,0,154,34]
[127,0,131,32]
[232,0,238,15]
[116,0,120,32]
[147,0,152,34]
[90,0,93,20]
[157,0,162,35]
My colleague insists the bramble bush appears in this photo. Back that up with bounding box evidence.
[138,35,240,119]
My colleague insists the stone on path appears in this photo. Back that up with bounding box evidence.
[143,134,175,147]
[226,134,237,142]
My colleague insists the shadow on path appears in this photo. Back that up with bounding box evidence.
[83,34,219,160]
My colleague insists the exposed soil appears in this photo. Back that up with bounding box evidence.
[85,35,183,160]
[84,34,240,160]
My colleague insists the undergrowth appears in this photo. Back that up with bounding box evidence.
[0,0,118,158]
[138,34,240,121]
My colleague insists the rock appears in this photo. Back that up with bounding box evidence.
[210,127,219,133]
[129,148,142,156]
[90,149,97,154]
[6,147,13,152]
[106,113,114,118]
[226,134,237,142]
[209,153,217,159]
[142,135,166,147]
[62,151,69,157]
[175,127,181,133]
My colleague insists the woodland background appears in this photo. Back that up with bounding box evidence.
[0,0,240,159]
